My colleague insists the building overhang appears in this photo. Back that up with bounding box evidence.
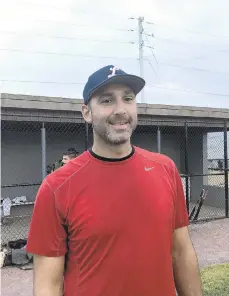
[1,93,229,129]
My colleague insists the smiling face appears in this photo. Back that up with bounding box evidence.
[82,83,138,146]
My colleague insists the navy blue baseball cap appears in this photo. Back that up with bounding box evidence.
[83,65,145,104]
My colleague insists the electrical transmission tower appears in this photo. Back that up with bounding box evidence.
[138,16,144,103]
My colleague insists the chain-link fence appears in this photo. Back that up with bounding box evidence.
[1,117,228,244]
[187,123,228,222]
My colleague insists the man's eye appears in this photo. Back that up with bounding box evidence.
[101,99,112,104]
[125,96,134,101]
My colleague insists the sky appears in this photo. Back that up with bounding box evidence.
[0,0,229,108]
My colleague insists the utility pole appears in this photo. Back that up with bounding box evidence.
[138,16,144,103]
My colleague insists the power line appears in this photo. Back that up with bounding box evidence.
[0,48,138,60]
[144,21,229,39]
[3,30,227,64]
[140,33,229,63]
[0,79,84,85]
[143,35,229,76]
[145,49,229,64]
[0,30,134,44]
[153,23,229,40]
[144,58,158,77]
[137,16,144,103]
[141,34,229,56]
[5,0,129,19]
[143,33,167,82]
[157,62,229,76]
[1,18,132,32]
[148,84,229,97]
[1,79,228,98]
[1,53,227,85]
[148,35,229,52]
[144,31,229,98]
[143,33,159,65]
[5,0,100,14]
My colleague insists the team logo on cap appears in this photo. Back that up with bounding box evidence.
[108,66,119,78]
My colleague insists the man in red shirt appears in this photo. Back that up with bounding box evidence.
[26,65,202,296]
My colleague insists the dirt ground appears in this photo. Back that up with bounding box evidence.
[1,218,229,296]
[189,218,229,267]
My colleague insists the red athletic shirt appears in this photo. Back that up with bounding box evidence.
[26,146,189,296]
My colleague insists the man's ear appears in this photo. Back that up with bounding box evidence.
[81,104,92,124]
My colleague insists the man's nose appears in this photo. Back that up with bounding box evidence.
[113,99,127,115]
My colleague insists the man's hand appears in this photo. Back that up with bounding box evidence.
[172,226,202,296]
[33,254,65,296]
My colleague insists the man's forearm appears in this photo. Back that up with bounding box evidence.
[34,279,63,296]
[173,247,202,296]
[33,254,65,296]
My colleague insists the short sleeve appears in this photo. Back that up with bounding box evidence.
[173,165,189,229]
[26,179,67,257]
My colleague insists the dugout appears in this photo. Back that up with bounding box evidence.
[1,93,229,231]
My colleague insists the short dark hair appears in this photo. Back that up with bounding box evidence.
[68,148,77,152]
[63,150,78,159]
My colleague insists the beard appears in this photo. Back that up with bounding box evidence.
[92,115,137,146]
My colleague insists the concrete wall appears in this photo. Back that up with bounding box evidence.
[1,129,42,202]
[203,186,226,208]
[160,132,181,171]
[188,131,204,203]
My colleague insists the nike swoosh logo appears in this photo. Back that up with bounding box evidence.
[145,167,154,171]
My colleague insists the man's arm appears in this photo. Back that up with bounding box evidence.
[169,160,202,295]
[33,255,65,296]
[172,226,202,296]
[26,179,68,296]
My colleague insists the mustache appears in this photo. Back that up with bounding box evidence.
[108,116,132,124]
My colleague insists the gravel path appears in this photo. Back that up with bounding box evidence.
[2,218,229,296]
[189,218,229,267]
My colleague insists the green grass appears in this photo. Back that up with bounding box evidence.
[201,263,229,296]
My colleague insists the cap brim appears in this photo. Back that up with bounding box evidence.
[89,74,145,99]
